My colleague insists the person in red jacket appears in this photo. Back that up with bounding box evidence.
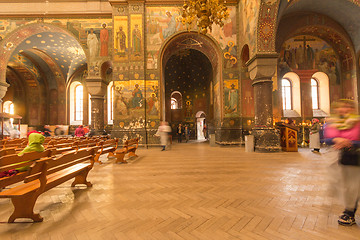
[74,125,85,137]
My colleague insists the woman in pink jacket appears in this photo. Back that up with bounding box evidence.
[325,99,360,226]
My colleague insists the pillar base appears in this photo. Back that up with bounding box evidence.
[253,127,281,152]
[214,127,242,145]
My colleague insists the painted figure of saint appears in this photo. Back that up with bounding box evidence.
[100,23,109,57]
[147,93,158,115]
[87,28,98,59]
[131,84,143,108]
[116,26,126,53]
[159,11,177,40]
[132,24,142,55]
[228,84,238,113]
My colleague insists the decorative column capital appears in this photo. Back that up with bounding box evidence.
[246,53,278,84]
[85,77,108,97]
[0,81,9,100]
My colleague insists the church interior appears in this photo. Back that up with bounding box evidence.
[1,0,360,238]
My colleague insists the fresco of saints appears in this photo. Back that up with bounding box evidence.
[131,84,143,108]
[132,24,142,55]
[87,28,98,59]
[100,23,109,56]
[159,11,177,40]
[226,84,238,113]
[116,26,126,54]
[147,93,159,115]
[115,86,128,116]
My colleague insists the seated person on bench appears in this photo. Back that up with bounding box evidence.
[0,133,45,178]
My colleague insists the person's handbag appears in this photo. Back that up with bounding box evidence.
[339,147,360,166]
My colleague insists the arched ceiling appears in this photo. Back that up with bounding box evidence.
[278,0,360,52]
[9,31,86,82]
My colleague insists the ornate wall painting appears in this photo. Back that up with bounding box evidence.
[130,14,143,60]
[8,53,40,81]
[0,18,112,58]
[114,81,131,118]
[113,16,128,62]
[128,80,145,118]
[146,7,182,70]
[224,79,239,118]
[145,80,160,118]
[279,35,340,85]
[211,5,237,50]
[239,0,261,57]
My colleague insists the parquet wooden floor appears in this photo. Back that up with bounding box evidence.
[1,142,360,240]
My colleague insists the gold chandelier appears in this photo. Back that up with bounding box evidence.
[180,0,229,34]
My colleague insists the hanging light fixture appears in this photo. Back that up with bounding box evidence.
[179,0,229,34]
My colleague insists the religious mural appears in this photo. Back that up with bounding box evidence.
[146,7,182,69]
[279,35,340,85]
[99,23,110,57]
[145,80,160,118]
[224,80,239,118]
[146,6,237,70]
[114,80,145,120]
[113,16,128,62]
[239,0,261,57]
[131,14,143,60]
[0,18,112,60]
[8,53,40,83]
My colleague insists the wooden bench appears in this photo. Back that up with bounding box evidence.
[114,138,139,164]
[0,150,53,189]
[0,147,16,157]
[0,147,98,223]
[94,138,118,164]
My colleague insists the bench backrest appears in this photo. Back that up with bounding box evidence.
[0,149,53,188]
[101,138,118,148]
[24,147,98,184]
[0,147,16,157]
[3,139,27,149]
[124,138,139,149]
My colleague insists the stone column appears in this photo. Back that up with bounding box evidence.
[247,54,281,152]
[86,77,107,134]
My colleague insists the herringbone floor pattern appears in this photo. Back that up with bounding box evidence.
[1,142,360,239]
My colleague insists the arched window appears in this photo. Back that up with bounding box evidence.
[3,101,14,114]
[69,81,84,125]
[170,91,182,110]
[3,101,14,126]
[107,82,114,124]
[75,84,83,121]
[312,72,330,116]
[311,78,319,109]
[171,98,178,109]
[281,79,292,110]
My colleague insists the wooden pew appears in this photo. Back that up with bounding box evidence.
[94,138,118,164]
[0,150,53,189]
[0,147,16,157]
[114,138,139,164]
[0,147,98,223]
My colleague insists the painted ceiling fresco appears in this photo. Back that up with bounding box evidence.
[282,0,360,52]
[10,31,86,80]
